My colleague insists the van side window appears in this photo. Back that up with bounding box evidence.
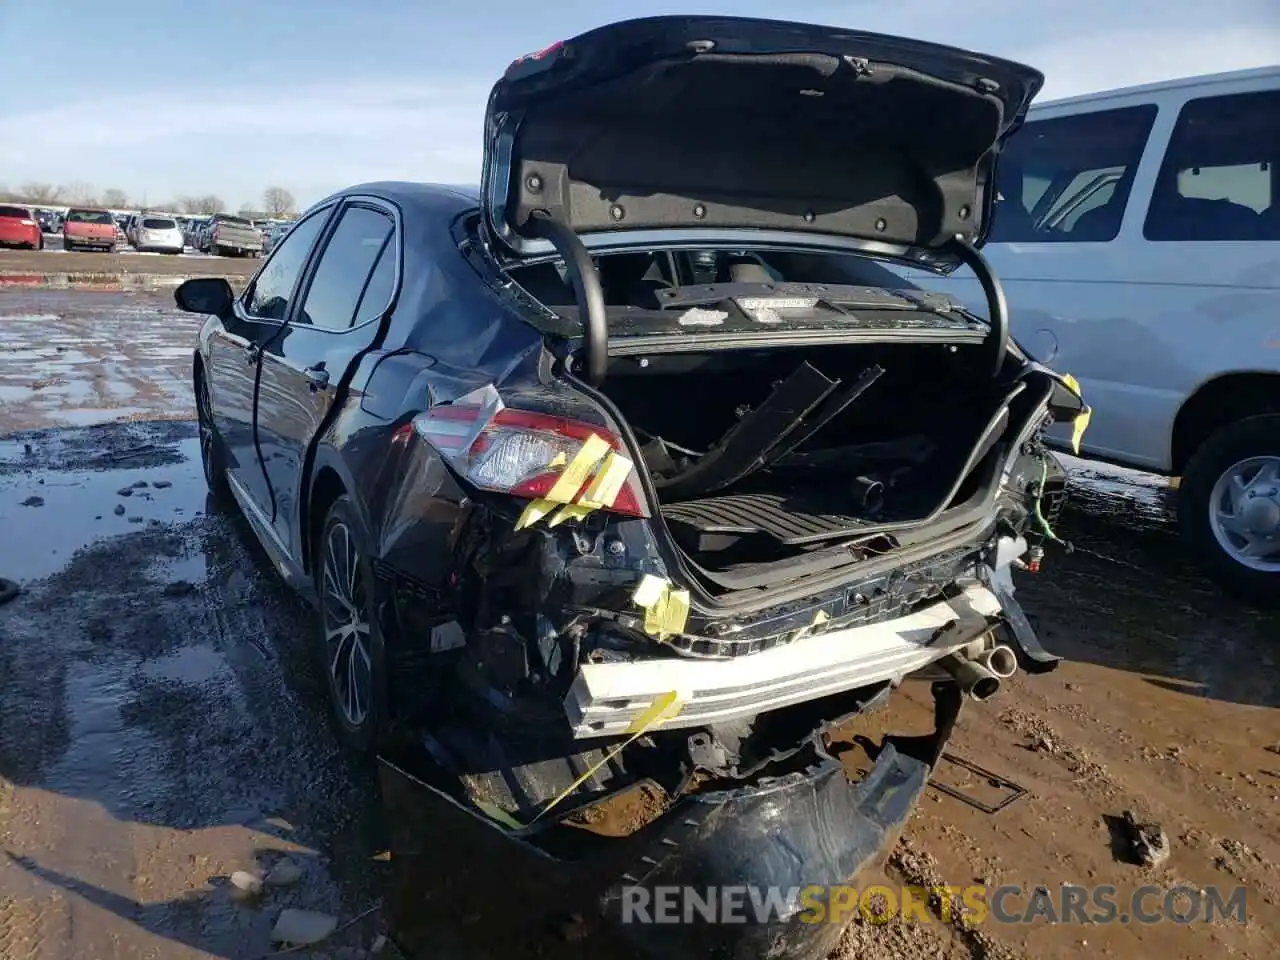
[988,104,1158,243]
[1144,90,1280,242]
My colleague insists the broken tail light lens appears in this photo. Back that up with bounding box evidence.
[412,385,645,517]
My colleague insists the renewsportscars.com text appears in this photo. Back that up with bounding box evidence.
[619,883,1248,926]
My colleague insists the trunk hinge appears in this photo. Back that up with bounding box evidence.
[528,211,609,387]
[947,234,1009,379]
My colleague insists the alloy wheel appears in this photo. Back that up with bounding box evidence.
[196,381,217,487]
[321,521,373,728]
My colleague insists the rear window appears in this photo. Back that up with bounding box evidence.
[0,205,31,219]
[215,215,251,226]
[66,210,115,225]
[142,217,176,230]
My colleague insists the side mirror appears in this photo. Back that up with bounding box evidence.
[175,277,234,317]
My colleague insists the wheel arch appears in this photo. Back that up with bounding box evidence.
[301,444,377,579]
[1171,372,1280,475]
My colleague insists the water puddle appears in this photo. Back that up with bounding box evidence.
[0,436,207,582]
[140,645,235,686]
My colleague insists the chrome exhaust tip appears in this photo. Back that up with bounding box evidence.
[939,654,1001,702]
[975,644,1019,680]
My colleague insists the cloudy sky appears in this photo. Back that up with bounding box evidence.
[1,0,1277,209]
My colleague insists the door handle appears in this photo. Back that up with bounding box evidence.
[303,364,330,389]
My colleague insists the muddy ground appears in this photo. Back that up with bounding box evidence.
[0,291,1277,959]
[0,246,259,279]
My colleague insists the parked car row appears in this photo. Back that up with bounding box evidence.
[0,205,291,257]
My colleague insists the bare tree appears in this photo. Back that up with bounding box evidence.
[185,194,226,215]
[101,188,130,209]
[19,182,63,204]
[261,186,296,219]
[63,181,98,206]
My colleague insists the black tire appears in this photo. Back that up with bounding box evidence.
[314,496,387,752]
[0,578,19,606]
[195,372,230,499]
[1179,414,1280,605]
[209,243,220,257]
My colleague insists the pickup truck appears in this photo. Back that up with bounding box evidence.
[205,214,264,258]
[63,209,118,252]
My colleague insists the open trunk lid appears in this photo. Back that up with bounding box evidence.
[482,15,1043,270]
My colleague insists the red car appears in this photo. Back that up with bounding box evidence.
[62,208,117,252]
[0,204,42,250]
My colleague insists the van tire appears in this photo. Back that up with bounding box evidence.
[1179,414,1280,605]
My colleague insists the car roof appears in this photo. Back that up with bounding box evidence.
[321,181,480,218]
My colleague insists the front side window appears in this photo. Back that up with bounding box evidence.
[1144,90,1280,242]
[243,209,329,321]
[988,104,1158,243]
[296,206,395,331]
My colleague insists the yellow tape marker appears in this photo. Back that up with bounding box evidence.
[530,689,685,824]
[1071,406,1092,456]
[579,451,634,509]
[791,608,831,643]
[625,690,684,733]
[644,587,691,640]
[473,799,524,831]
[1059,373,1091,456]
[514,498,558,531]
[632,575,691,640]
[544,433,611,503]
[632,574,666,608]
[547,502,596,527]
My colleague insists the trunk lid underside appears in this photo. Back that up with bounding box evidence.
[483,15,1044,267]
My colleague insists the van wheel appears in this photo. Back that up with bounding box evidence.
[1179,414,1280,604]
[314,496,386,752]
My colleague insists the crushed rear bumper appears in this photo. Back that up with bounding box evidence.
[378,680,962,960]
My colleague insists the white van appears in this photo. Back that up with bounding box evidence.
[902,67,1280,601]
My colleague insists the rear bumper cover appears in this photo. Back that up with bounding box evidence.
[380,680,960,960]
[566,581,1000,737]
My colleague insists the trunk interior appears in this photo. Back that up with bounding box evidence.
[598,341,1043,589]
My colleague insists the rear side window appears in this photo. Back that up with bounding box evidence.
[296,206,395,331]
[244,209,329,321]
[1144,90,1280,242]
[66,210,114,224]
[989,104,1158,243]
[0,206,30,219]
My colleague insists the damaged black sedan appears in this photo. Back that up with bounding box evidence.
[179,15,1083,958]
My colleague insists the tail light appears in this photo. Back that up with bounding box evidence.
[412,385,645,518]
